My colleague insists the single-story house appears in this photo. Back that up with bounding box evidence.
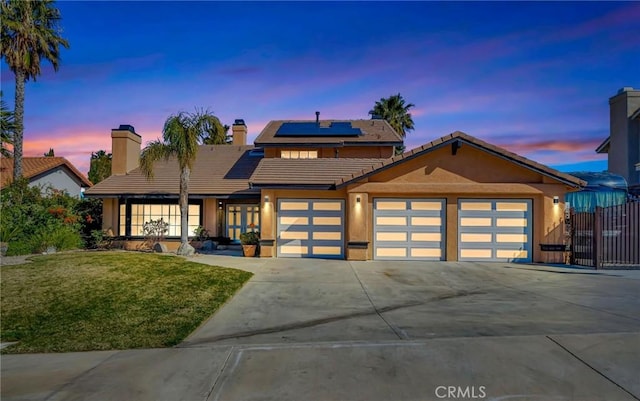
[85,120,585,263]
[1,156,92,196]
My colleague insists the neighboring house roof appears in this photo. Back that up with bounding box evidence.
[249,158,387,189]
[254,120,403,147]
[0,157,92,189]
[84,145,260,197]
[335,131,586,188]
[595,137,610,154]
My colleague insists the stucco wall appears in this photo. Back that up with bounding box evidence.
[260,142,576,263]
[30,167,84,197]
[102,198,118,236]
[609,89,640,186]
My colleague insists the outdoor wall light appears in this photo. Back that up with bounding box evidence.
[356,196,361,203]
[218,201,223,210]
[264,195,270,203]
[553,196,559,205]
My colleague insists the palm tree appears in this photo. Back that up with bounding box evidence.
[369,93,416,138]
[0,0,69,179]
[140,110,222,255]
[0,91,15,158]
[201,117,231,145]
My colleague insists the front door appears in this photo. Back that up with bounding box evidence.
[227,204,260,243]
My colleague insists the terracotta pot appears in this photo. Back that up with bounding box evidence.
[242,244,257,257]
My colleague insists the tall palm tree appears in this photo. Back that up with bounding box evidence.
[140,110,222,255]
[369,93,416,138]
[0,91,15,158]
[0,0,69,179]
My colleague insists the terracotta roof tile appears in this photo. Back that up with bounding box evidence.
[1,157,92,189]
[249,158,387,188]
[85,145,260,197]
[254,120,403,146]
[336,131,586,188]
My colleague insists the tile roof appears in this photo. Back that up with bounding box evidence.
[254,119,403,146]
[84,145,260,197]
[249,158,387,188]
[1,157,92,189]
[335,131,586,188]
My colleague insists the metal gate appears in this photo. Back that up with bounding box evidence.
[570,202,640,268]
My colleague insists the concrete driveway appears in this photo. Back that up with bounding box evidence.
[2,256,640,401]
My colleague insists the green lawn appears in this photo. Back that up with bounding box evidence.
[0,251,252,353]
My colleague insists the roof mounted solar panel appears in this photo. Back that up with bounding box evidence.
[275,122,362,137]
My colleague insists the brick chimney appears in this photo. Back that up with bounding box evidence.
[111,125,141,175]
[232,119,247,146]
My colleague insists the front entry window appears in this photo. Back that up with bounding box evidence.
[227,205,260,242]
[118,202,201,237]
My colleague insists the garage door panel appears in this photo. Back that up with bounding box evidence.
[458,199,532,262]
[411,232,442,242]
[374,198,446,261]
[277,199,344,259]
[376,232,408,242]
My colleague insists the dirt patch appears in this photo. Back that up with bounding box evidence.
[0,255,32,266]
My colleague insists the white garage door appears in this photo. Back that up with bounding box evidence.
[458,199,532,262]
[373,198,446,261]
[277,199,344,259]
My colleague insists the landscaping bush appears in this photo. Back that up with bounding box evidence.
[1,179,87,255]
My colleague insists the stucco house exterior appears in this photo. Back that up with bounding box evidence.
[1,156,92,196]
[596,87,640,193]
[85,119,584,263]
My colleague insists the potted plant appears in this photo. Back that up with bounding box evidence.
[239,230,260,257]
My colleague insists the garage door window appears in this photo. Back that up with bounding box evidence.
[458,199,532,262]
[277,199,344,259]
[373,198,446,261]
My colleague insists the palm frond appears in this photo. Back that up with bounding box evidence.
[139,139,173,180]
[197,113,227,145]
[368,93,415,137]
[162,112,199,170]
[0,0,69,81]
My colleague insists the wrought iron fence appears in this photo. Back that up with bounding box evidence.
[570,202,640,268]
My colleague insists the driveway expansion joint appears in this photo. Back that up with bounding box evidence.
[348,262,408,340]
[546,335,640,401]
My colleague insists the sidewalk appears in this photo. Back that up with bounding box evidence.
[2,333,639,401]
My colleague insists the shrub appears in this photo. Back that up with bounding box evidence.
[1,179,85,255]
[193,225,210,241]
[75,198,103,248]
[6,241,32,256]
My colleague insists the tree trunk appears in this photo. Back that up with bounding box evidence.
[13,69,25,180]
[177,166,191,255]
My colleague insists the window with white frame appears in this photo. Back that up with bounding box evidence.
[280,150,318,159]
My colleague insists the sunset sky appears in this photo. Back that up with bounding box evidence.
[1,1,639,175]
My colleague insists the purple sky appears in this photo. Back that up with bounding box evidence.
[1,1,639,174]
